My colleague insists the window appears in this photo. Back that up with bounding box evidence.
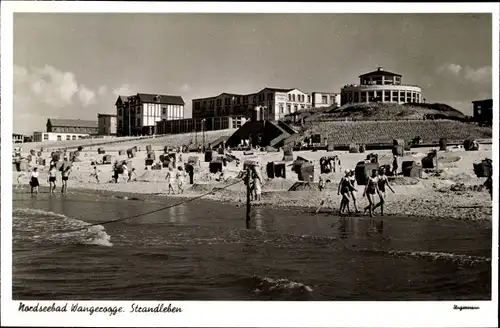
[163,107,167,115]
[307,95,311,103]
[294,105,298,112]
[384,91,391,102]
[136,107,141,114]
[292,94,296,102]
[322,96,328,104]
[43,134,49,140]
[288,94,292,101]
[137,118,141,126]
[287,104,291,113]
[279,105,284,114]
[57,135,62,141]
[72,135,77,140]
[118,109,122,116]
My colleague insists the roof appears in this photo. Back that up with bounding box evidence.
[258,87,294,93]
[48,119,98,128]
[137,93,185,105]
[359,68,401,78]
[472,99,492,103]
[98,113,117,117]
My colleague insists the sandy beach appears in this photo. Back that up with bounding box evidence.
[13,143,493,222]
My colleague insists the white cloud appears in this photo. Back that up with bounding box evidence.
[437,63,462,76]
[464,65,492,83]
[13,64,98,107]
[78,85,96,106]
[112,84,134,97]
[97,85,108,96]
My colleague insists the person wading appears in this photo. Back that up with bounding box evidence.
[338,170,354,215]
[363,169,380,218]
[348,169,360,213]
[252,164,263,202]
[48,165,57,194]
[29,167,40,195]
[372,167,395,216]
[61,165,72,194]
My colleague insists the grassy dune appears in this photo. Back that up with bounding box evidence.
[305,120,492,145]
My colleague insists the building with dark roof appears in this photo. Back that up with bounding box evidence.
[46,118,98,134]
[340,67,423,106]
[115,93,186,136]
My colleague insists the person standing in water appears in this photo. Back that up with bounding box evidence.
[252,164,263,202]
[337,170,353,215]
[48,165,57,193]
[61,165,72,193]
[29,167,40,195]
[165,167,176,194]
[348,170,360,213]
[372,167,395,216]
[363,169,380,218]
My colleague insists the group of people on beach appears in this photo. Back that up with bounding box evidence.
[244,164,263,201]
[18,157,72,195]
[337,167,395,217]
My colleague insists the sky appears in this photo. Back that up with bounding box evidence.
[13,13,492,134]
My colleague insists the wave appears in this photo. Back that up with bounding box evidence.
[248,275,314,296]
[12,208,113,247]
[355,248,490,266]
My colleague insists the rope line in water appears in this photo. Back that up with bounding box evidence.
[56,178,244,234]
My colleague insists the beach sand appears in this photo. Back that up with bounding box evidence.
[13,144,493,221]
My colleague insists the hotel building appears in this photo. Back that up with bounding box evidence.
[116,93,186,136]
[192,87,315,124]
[340,67,423,106]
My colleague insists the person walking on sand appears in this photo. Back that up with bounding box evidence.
[128,168,137,183]
[372,167,395,216]
[90,165,100,183]
[48,165,57,193]
[363,169,380,218]
[61,165,72,194]
[121,162,129,184]
[165,167,176,194]
[29,167,40,195]
[176,166,186,194]
[337,170,354,215]
[392,155,399,176]
[348,170,360,213]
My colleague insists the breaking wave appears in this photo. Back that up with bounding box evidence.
[12,208,113,247]
[356,248,490,266]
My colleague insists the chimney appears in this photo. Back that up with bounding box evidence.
[377,67,384,71]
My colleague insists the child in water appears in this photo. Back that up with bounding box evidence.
[176,166,186,194]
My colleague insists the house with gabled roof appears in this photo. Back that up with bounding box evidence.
[115,92,186,136]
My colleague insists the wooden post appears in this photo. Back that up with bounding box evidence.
[246,167,251,228]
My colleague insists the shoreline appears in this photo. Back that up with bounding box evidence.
[13,177,492,223]
[12,146,493,223]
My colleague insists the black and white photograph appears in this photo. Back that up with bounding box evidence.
[1,2,498,327]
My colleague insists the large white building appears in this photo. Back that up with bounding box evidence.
[115,93,186,136]
[33,131,90,142]
[340,67,423,106]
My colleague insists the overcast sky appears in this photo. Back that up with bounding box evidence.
[13,13,492,134]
